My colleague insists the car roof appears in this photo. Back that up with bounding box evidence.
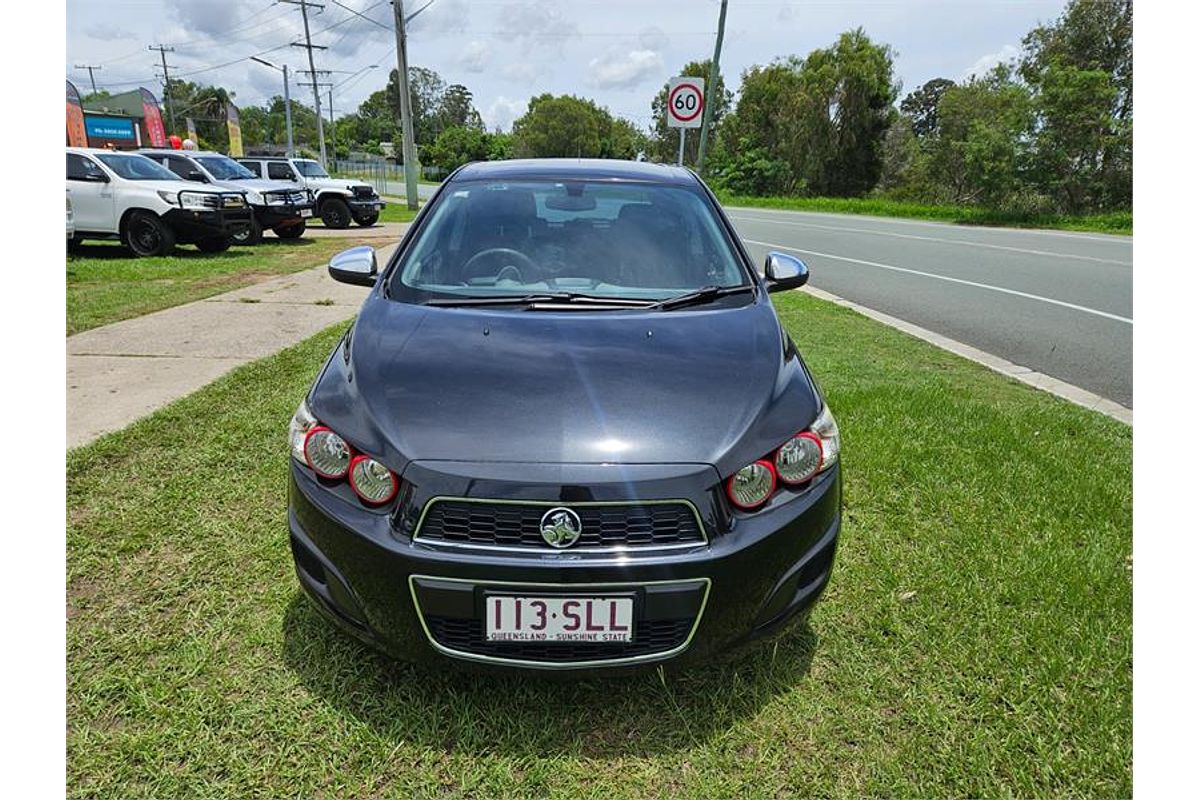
[139,149,227,157]
[240,156,304,161]
[67,147,154,156]
[451,158,698,186]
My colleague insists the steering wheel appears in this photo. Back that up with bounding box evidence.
[461,248,538,283]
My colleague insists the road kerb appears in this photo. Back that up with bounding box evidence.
[799,285,1132,425]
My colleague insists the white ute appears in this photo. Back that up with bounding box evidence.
[67,148,251,256]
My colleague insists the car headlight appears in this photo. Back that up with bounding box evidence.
[725,404,841,512]
[246,190,264,205]
[156,190,180,206]
[178,191,215,210]
[288,399,319,462]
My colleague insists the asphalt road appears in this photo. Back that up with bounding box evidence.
[726,208,1133,409]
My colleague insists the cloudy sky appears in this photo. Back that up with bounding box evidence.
[66,0,1067,131]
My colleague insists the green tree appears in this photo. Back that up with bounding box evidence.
[438,84,484,131]
[927,66,1035,207]
[1020,0,1131,211]
[648,60,732,165]
[900,78,956,141]
[424,125,491,172]
[512,94,604,157]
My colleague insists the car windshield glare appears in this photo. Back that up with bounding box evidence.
[195,155,255,180]
[95,153,179,181]
[295,160,329,178]
[394,179,749,303]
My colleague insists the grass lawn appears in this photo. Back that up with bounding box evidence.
[305,202,421,227]
[66,291,1131,798]
[67,237,383,336]
[717,192,1133,235]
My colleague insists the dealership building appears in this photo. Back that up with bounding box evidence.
[67,82,168,150]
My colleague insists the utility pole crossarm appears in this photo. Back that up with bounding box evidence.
[74,64,102,95]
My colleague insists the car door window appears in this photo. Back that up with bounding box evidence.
[67,154,106,182]
[241,161,262,177]
[164,156,195,180]
[267,162,295,180]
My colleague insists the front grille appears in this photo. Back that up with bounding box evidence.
[352,185,375,199]
[425,615,693,663]
[220,193,246,209]
[267,190,307,205]
[415,500,705,550]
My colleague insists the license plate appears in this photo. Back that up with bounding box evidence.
[300,209,313,218]
[486,596,634,643]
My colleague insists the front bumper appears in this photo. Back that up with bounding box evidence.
[164,208,252,242]
[288,459,840,672]
[348,196,385,217]
[253,201,315,228]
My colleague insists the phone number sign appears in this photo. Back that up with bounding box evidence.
[667,77,705,129]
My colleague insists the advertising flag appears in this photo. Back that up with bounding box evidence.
[226,102,244,157]
[139,88,168,146]
[66,81,88,146]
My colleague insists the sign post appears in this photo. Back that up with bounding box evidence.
[666,76,704,167]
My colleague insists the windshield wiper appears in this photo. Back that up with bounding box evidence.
[648,285,755,311]
[424,292,655,308]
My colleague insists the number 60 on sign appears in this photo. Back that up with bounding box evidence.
[667,77,705,129]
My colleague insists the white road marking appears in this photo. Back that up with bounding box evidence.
[797,284,1131,425]
[743,239,1133,325]
[725,204,1132,243]
[730,214,1132,266]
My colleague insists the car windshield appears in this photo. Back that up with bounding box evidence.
[294,160,329,178]
[392,179,749,303]
[95,153,179,181]
[194,155,256,180]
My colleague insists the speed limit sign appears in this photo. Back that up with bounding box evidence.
[667,76,705,129]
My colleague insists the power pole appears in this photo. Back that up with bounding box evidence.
[392,0,419,210]
[298,73,333,161]
[282,0,328,166]
[695,0,728,176]
[328,88,336,163]
[74,64,101,95]
[149,45,177,134]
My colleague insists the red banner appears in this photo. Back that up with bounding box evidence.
[140,88,168,146]
[66,81,87,146]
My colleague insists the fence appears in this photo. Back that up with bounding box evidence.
[329,159,446,196]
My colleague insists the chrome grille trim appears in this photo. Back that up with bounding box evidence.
[408,574,712,669]
[410,496,710,553]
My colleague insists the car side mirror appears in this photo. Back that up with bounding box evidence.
[82,172,109,183]
[186,170,208,183]
[763,252,809,293]
[328,245,378,286]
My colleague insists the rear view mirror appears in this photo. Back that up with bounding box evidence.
[328,245,378,286]
[763,252,809,293]
[545,194,596,211]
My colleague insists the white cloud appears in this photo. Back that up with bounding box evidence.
[500,61,538,82]
[638,26,668,52]
[485,95,527,132]
[961,44,1020,81]
[408,0,469,37]
[84,24,135,41]
[459,40,490,73]
[588,49,664,90]
[497,1,579,54]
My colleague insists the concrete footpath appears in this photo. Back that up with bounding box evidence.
[66,241,395,449]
